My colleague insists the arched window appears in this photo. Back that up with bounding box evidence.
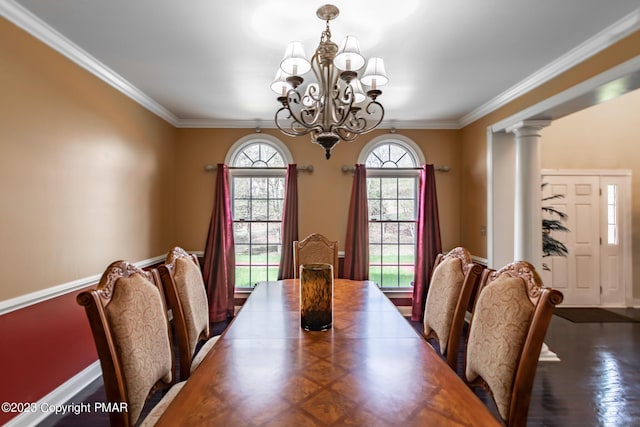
[359,135,424,288]
[227,134,292,288]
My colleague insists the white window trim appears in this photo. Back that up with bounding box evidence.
[226,134,291,289]
[225,133,293,166]
[357,134,425,166]
[360,136,424,290]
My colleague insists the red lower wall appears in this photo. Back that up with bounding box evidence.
[0,289,97,425]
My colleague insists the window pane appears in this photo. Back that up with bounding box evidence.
[399,244,415,263]
[368,178,381,197]
[398,265,414,287]
[235,266,252,288]
[399,223,415,244]
[381,266,399,287]
[234,223,250,244]
[268,223,281,243]
[234,177,251,198]
[266,243,280,260]
[250,176,264,192]
[251,266,268,284]
[369,243,382,263]
[369,222,382,243]
[235,243,250,259]
[389,144,408,163]
[368,199,381,220]
[252,223,267,243]
[382,244,399,264]
[396,154,415,168]
[251,200,268,221]
[381,179,397,198]
[268,177,285,197]
[608,225,617,245]
[381,199,398,220]
[382,223,399,243]
[397,178,415,198]
[234,154,254,168]
[268,199,283,221]
[234,199,250,221]
[398,200,415,220]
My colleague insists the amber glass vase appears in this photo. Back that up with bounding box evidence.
[300,263,333,331]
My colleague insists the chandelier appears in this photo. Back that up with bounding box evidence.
[271,4,388,159]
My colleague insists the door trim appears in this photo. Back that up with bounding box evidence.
[542,169,632,307]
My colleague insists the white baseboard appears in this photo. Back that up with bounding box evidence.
[3,361,101,427]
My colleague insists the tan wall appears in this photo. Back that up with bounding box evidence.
[540,88,640,298]
[174,128,463,254]
[0,18,176,300]
[460,30,640,259]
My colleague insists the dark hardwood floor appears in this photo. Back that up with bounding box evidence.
[38,310,640,426]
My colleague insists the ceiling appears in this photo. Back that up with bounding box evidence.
[3,0,640,129]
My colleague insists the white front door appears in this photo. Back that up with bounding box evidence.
[541,175,600,306]
[541,171,632,306]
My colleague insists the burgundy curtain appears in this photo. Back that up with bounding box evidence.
[343,164,369,280]
[411,164,442,321]
[277,164,299,279]
[203,164,236,322]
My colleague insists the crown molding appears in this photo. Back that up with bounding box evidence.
[3,1,638,131]
[459,8,640,128]
[175,118,275,129]
[175,118,461,129]
[1,0,180,125]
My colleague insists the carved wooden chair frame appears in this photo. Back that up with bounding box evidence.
[77,261,174,427]
[465,260,563,427]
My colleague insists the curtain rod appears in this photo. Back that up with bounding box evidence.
[203,164,314,173]
[341,165,451,173]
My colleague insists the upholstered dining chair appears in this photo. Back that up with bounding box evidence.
[158,246,219,382]
[77,261,185,427]
[422,247,483,372]
[464,261,563,427]
[293,233,339,278]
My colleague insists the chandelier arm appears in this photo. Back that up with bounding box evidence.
[275,106,320,137]
[334,99,385,137]
[329,83,354,128]
[283,87,322,129]
[333,128,359,141]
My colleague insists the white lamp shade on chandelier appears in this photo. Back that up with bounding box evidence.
[334,35,365,71]
[361,57,389,89]
[272,4,389,159]
[270,69,292,97]
[280,41,311,76]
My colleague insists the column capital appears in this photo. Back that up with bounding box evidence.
[506,120,552,136]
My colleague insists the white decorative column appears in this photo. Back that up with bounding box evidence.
[506,120,551,272]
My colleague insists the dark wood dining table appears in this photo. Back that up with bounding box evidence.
[156,279,500,426]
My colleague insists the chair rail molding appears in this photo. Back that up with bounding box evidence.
[0,255,166,315]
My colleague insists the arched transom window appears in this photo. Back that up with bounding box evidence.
[359,136,424,288]
[227,135,292,288]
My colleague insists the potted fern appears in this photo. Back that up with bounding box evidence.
[542,183,569,271]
